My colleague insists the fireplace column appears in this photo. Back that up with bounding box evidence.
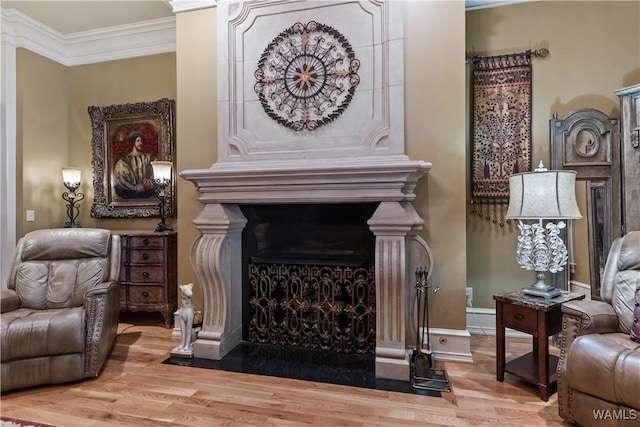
[368,201,423,380]
[190,203,247,360]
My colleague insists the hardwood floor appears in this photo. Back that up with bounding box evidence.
[1,314,571,426]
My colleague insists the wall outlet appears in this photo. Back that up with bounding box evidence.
[26,210,35,222]
[465,287,473,307]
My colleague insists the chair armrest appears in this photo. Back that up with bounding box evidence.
[1,289,20,313]
[561,300,619,336]
[557,299,619,421]
[558,299,618,373]
[84,281,120,377]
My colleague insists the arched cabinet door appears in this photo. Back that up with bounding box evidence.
[550,109,621,300]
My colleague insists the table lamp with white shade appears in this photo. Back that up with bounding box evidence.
[505,161,582,298]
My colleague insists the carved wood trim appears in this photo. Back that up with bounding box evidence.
[550,108,621,299]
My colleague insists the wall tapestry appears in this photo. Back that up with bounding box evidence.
[254,21,360,131]
[470,49,547,225]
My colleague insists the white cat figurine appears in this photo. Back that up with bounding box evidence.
[172,283,196,355]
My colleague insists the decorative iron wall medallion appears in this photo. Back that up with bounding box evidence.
[254,21,360,131]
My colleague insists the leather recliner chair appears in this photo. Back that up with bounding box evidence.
[557,231,640,426]
[1,228,120,392]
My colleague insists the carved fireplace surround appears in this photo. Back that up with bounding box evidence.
[181,0,433,380]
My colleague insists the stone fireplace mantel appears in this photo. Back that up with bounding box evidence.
[180,0,435,381]
[181,157,433,381]
[182,156,431,204]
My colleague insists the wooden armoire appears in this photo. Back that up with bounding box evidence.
[550,83,639,299]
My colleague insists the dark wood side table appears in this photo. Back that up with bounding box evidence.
[493,289,585,401]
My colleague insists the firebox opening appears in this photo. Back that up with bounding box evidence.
[240,203,378,354]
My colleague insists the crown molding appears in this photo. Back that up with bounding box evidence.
[465,0,535,11]
[0,0,524,67]
[0,9,176,66]
[169,0,217,13]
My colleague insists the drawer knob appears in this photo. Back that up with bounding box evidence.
[142,253,149,260]
[513,313,524,321]
[143,238,150,246]
[142,271,150,279]
[142,291,149,298]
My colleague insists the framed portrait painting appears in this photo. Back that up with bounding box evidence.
[90,98,175,218]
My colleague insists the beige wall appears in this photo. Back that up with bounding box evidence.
[15,0,638,329]
[66,54,177,231]
[405,1,467,329]
[17,51,177,237]
[17,49,69,236]
[174,2,468,330]
[466,1,640,307]
[174,7,218,312]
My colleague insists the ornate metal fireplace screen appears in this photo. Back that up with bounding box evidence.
[248,263,376,354]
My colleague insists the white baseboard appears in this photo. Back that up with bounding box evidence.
[173,320,474,364]
[466,307,530,338]
[423,327,474,364]
[174,308,528,364]
[569,280,591,300]
[176,307,559,351]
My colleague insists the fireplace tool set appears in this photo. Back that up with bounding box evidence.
[410,267,450,392]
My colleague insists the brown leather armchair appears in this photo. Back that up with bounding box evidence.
[557,231,640,426]
[1,228,120,392]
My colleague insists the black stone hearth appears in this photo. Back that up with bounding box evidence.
[163,342,440,397]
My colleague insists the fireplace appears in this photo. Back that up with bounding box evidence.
[179,167,433,380]
[241,204,377,267]
[180,0,432,381]
[241,204,377,354]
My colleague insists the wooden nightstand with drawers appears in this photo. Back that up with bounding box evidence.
[117,231,177,328]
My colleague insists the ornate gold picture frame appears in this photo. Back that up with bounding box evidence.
[90,98,175,218]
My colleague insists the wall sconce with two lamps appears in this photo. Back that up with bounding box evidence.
[61,161,174,232]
